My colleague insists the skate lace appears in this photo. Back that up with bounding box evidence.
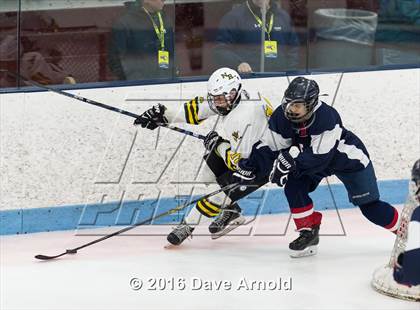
[173,224,193,240]
[297,229,312,239]
[214,209,233,226]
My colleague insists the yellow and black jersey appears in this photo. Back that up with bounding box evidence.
[216,95,276,160]
[183,96,205,125]
[165,96,215,125]
[164,92,278,170]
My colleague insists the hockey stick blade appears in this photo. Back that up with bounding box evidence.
[35,249,77,260]
[33,183,239,261]
[35,254,64,260]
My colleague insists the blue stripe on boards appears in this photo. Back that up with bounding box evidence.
[0,179,409,235]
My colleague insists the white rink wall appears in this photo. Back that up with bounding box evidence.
[0,69,419,211]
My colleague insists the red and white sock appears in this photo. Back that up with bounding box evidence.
[291,203,322,231]
[384,207,400,234]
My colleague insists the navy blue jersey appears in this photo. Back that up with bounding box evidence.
[394,205,420,286]
[246,101,371,178]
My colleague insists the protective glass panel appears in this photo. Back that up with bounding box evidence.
[308,0,420,70]
[180,0,304,76]
[0,0,418,90]
[108,0,176,81]
[0,1,19,88]
[373,0,420,66]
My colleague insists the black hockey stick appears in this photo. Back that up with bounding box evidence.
[34,183,239,261]
[0,70,206,140]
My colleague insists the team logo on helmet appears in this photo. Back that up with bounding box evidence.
[221,72,235,80]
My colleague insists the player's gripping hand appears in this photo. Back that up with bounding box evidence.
[203,131,224,151]
[269,151,296,187]
[134,104,168,130]
[233,159,256,183]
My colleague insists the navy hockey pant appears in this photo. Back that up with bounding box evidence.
[284,163,399,231]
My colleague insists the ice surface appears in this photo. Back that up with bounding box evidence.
[1,208,418,310]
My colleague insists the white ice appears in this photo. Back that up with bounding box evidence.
[1,208,418,310]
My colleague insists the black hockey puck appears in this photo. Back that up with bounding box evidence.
[66,249,77,254]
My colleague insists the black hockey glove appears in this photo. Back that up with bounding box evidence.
[134,104,168,130]
[269,151,296,187]
[203,131,224,151]
[233,159,256,183]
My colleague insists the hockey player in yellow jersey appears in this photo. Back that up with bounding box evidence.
[134,68,276,246]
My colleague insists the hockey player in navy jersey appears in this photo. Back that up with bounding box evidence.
[393,159,420,288]
[234,76,401,257]
[372,159,420,301]
[134,68,276,245]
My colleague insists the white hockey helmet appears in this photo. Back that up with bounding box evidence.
[207,67,242,115]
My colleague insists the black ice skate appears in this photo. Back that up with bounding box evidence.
[289,225,320,258]
[209,203,245,239]
[166,222,195,247]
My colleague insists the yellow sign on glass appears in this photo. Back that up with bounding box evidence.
[158,50,169,69]
[264,40,278,58]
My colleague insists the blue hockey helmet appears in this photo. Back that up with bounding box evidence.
[282,77,319,123]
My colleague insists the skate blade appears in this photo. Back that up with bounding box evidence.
[211,216,246,240]
[164,243,180,249]
[289,245,318,258]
